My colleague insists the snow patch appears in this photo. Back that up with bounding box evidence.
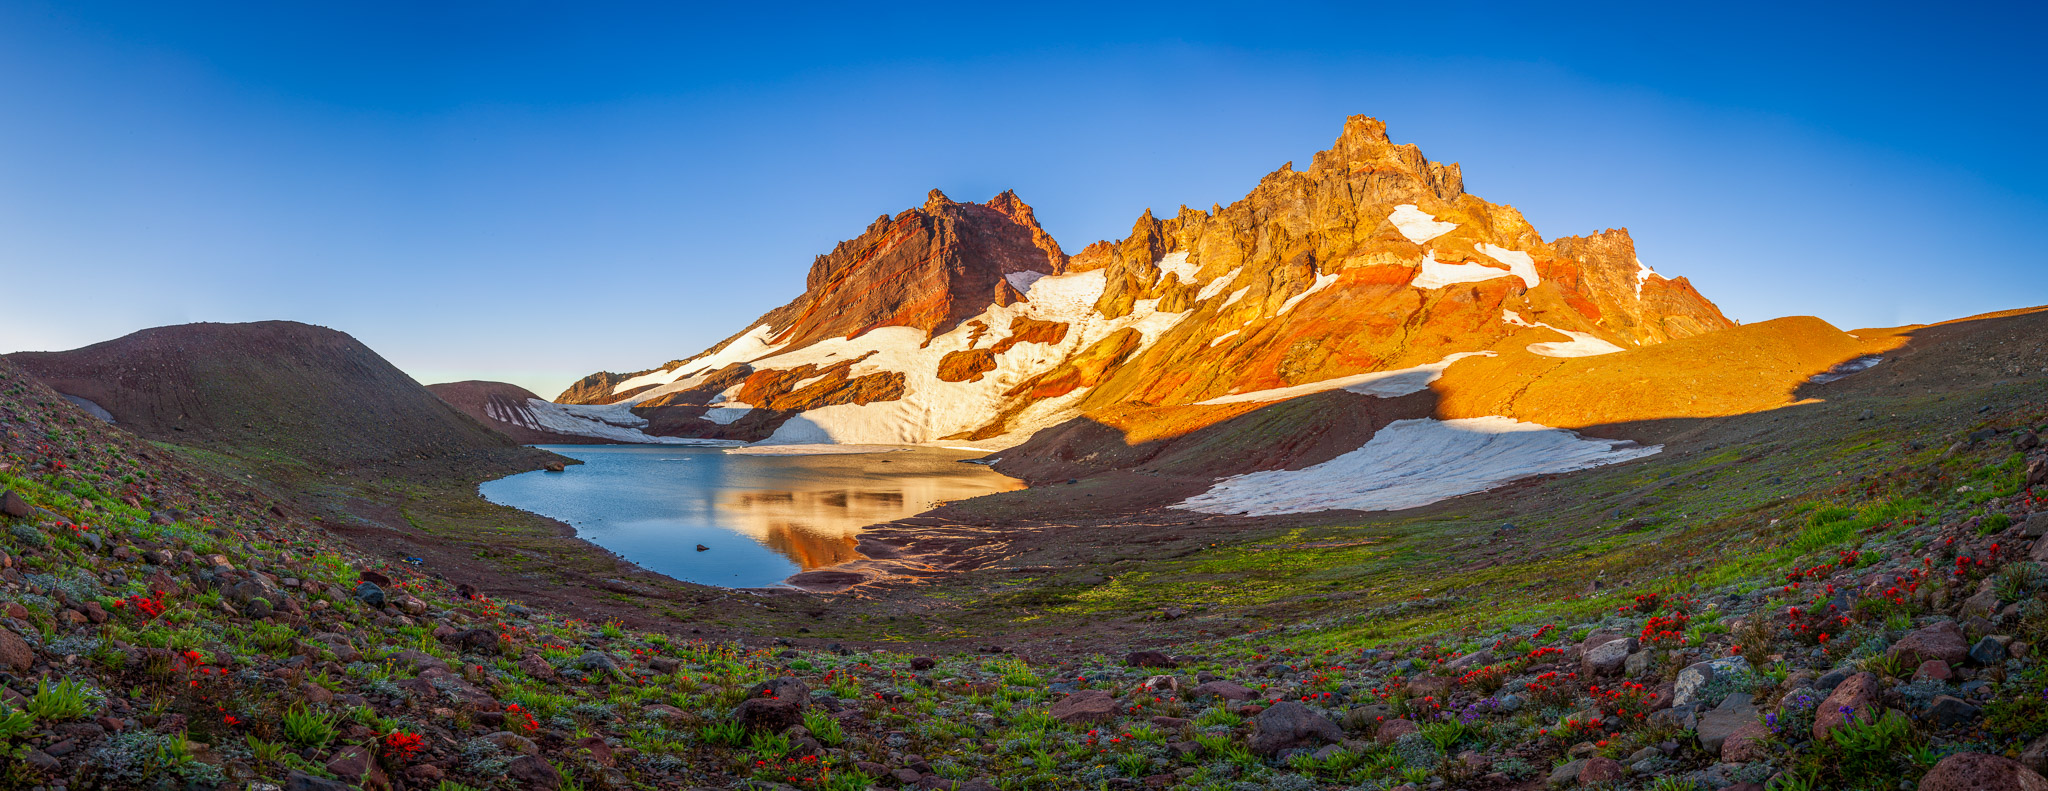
[1527,329,1626,358]
[1808,355,1883,385]
[1005,271,1047,295]
[1413,251,1515,290]
[725,444,910,456]
[1634,257,1657,298]
[1503,311,1626,358]
[511,399,734,445]
[1389,204,1457,244]
[1221,286,1251,308]
[1476,244,1540,288]
[1195,352,1495,405]
[700,405,753,425]
[1209,329,1240,348]
[1176,417,1661,515]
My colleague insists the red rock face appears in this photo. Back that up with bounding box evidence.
[772,188,1065,350]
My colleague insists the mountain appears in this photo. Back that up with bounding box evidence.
[6,321,554,477]
[553,117,1734,444]
[513,115,1894,514]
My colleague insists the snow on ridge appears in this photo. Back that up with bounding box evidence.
[1634,257,1657,299]
[1156,251,1199,283]
[1196,352,1495,405]
[1476,244,1540,288]
[611,324,786,398]
[1389,204,1458,244]
[1276,272,1340,316]
[1175,416,1661,515]
[1197,269,1242,301]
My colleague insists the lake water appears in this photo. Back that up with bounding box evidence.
[480,445,1023,588]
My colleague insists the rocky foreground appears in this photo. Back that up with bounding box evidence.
[5,363,2048,791]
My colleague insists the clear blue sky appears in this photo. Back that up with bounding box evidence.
[2,1,2042,398]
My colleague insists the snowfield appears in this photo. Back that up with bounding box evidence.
[599,262,1196,449]
[493,399,737,445]
[1388,204,1457,244]
[1196,352,1494,405]
[1504,310,1626,358]
[1176,416,1662,515]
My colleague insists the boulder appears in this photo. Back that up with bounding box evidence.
[284,772,355,791]
[1890,621,1969,666]
[353,581,386,609]
[1674,656,1752,707]
[325,744,391,791]
[445,628,499,654]
[1049,690,1117,724]
[0,490,30,518]
[1812,672,1880,740]
[1374,718,1418,745]
[1697,693,1758,755]
[1189,681,1255,701]
[746,677,811,704]
[505,754,563,790]
[1928,695,1983,727]
[734,698,803,732]
[909,656,936,671]
[1547,759,1586,787]
[1582,638,1633,676]
[1918,753,2048,791]
[1720,722,1773,762]
[1247,701,1342,756]
[1972,636,2010,665]
[1125,650,1176,668]
[0,627,31,671]
[1578,757,1626,784]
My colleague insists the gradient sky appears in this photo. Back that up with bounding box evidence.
[2,1,2042,398]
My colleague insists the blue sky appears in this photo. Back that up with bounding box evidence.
[1,1,2042,398]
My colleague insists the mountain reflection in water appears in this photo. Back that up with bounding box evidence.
[479,445,1021,588]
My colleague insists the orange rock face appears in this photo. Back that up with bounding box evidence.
[557,115,1778,463]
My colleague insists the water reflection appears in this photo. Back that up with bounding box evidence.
[479,445,1021,588]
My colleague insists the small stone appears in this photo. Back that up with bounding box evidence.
[909,656,936,671]
[1916,660,1953,681]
